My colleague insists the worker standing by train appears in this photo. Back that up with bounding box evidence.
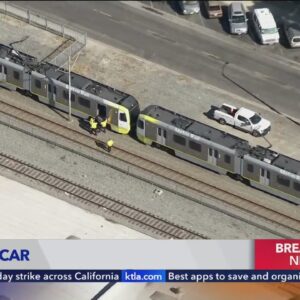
[89,117,98,135]
[100,118,107,133]
[95,115,107,133]
[106,139,114,153]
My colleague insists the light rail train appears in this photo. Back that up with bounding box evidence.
[0,44,299,204]
[0,44,140,134]
[137,105,300,204]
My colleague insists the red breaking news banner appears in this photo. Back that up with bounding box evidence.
[255,240,300,270]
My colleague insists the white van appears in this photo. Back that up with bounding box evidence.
[252,8,279,45]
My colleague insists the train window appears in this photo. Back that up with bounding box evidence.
[0,65,2,72]
[209,148,213,156]
[247,164,254,173]
[214,150,219,159]
[63,91,75,102]
[48,85,52,93]
[189,141,202,152]
[294,182,300,191]
[224,154,231,164]
[173,134,186,146]
[277,176,290,187]
[163,130,167,139]
[53,86,56,95]
[4,67,7,75]
[267,171,270,179]
[137,120,144,129]
[13,71,20,80]
[63,90,68,100]
[35,79,41,89]
[158,128,161,136]
[78,97,90,108]
[261,168,265,176]
[120,112,127,122]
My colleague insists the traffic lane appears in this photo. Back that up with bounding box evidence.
[223,63,300,118]
[18,0,300,88]
[9,0,264,100]
[12,1,300,118]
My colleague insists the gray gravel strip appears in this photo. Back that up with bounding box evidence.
[0,110,280,239]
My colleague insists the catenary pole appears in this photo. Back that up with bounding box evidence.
[68,55,72,121]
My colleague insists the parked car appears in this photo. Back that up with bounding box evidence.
[212,103,271,137]
[283,21,300,48]
[179,0,200,15]
[203,1,223,19]
[228,2,248,35]
[252,8,279,45]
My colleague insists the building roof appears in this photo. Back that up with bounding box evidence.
[142,105,251,151]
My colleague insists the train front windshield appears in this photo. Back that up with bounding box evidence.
[120,95,140,128]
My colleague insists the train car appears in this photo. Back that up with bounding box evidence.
[137,105,300,204]
[0,44,139,134]
[0,44,37,90]
[137,105,251,176]
[242,146,300,204]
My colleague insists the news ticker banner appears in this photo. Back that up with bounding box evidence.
[0,240,299,283]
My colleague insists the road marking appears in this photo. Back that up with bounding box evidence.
[147,29,177,44]
[92,8,112,18]
[201,51,221,61]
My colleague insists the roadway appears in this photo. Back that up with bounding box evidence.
[11,1,300,121]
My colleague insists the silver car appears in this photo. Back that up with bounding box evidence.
[283,21,300,48]
[228,2,248,34]
[179,0,200,15]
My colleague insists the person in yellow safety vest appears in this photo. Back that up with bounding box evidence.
[106,139,114,153]
[89,117,98,135]
[100,118,107,133]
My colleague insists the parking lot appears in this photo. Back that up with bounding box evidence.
[141,1,300,62]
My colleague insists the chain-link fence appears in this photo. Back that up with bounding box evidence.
[0,1,87,66]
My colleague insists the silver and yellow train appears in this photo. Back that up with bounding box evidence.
[137,105,300,204]
[0,44,140,134]
[1,44,299,204]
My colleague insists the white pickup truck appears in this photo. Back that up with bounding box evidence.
[213,103,271,137]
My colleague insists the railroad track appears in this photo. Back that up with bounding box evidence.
[0,152,206,239]
[0,99,300,237]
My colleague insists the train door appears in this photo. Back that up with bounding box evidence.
[98,104,106,118]
[0,64,5,81]
[208,147,218,165]
[259,168,270,186]
[48,83,56,105]
[137,118,145,137]
[157,127,166,145]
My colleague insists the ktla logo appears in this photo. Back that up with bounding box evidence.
[0,249,30,261]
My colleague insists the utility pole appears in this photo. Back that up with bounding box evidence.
[68,55,72,121]
[57,50,81,122]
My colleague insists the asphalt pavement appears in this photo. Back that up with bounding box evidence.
[9,1,300,121]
